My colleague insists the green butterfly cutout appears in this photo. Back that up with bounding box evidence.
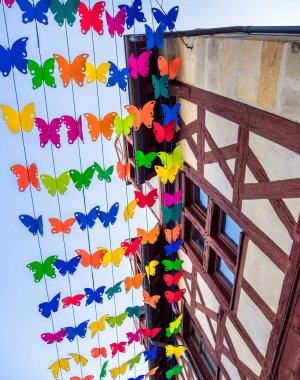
[152,74,170,99]
[166,313,183,338]
[40,171,71,196]
[166,365,184,379]
[69,165,95,191]
[94,162,114,183]
[162,259,184,272]
[135,150,157,168]
[27,58,56,90]
[127,351,143,370]
[27,255,58,283]
[50,0,80,27]
[163,204,184,224]
[114,114,135,137]
[125,305,142,318]
[105,280,123,300]
[100,360,109,378]
[157,145,184,170]
[107,312,128,328]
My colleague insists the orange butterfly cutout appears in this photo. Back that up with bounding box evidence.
[164,224,182,243]
[48,218,76,234]
[124,273,145,292]
[83,112,117,141]
[137,225,160,245]
[116,161,130,181]
[53,54,89,87]
[75,249,106,269]
[124,100,156,130]
[143,290,161,309]
[91,347,107,358]
[11,163,40,192]
[145,366,159,378]
[157,56,182,80]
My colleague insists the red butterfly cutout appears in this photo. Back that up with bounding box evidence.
[70,376,94,380]
[110,341,127,357]
[134,188,158,208]
[121,236,142,257]
[141,327,161,339]
[11,163,40,192]
[61,294,85,308]
[78,1,105,35]
[126,329,141,345]
[91,347,107,358]
[41,329,67,344]
[165,289,186,303]
[153,120,176,143]
[48,217,76,234]
[163,271,184,287]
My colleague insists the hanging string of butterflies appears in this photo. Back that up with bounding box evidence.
[1,0,188,378]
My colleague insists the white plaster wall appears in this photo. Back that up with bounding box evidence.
[179,98,198,125]
[205,111,239,148]
[197,273,220,312]
[243,240,284,312]
[178,249,193,307]
[178,139,197,170]
[204,162,233,200]
[221,354,241,380]
[237,290,273,355]
[242,198,293,254]
[226,318,262,376]
[195,308,216,348]
[244,166,258,183]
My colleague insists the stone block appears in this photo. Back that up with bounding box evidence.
[282,41,300,80]
[237,72,258,105]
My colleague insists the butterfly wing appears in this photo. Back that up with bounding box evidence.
[99,202,119,228]
[164,224,182,243]
[95,62,110,83]
[145,260,159,277]
[0,45,12,77]
[118,67,129,91]
[70,54,89,86]
[27,163,41,191]
[19,214,39,235]
[11,164,29,192]
[48,218,63,233]
[64,0,80,26]
[53,54,72,87]
[27,59,43,89]
[40,174,56,196]
[90,1,105,34]
[145,24,155,50]
[164,6,179,31]
[34,0,52,24]
[27,261,44,282]
[61,115,83,144]
[105,10,116,37]
[158,56,182,80]
[10,37,29,74]
[114,7,126,37]
[78,1,92,34]
[38,292,60,318]
[100,112,117,140]
[67,255,81,275]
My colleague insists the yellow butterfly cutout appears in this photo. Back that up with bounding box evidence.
[68,353,88,366]
[110,361,128,379]
[123,200,137,222]
[165,345,187,358]
[155,164,179,185]
[99,246,125,267]
[168,313,183,334]
[157,145,184,170]
[0,103,36,133]
[88,314,109,338]
[145,260,159,277]
[85,62,110,84]
[137,225,160,245]
[48,358,70,379]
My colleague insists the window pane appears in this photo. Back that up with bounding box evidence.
[191,325,201,348]
[201,343,217,376]
[221,213,242,247]
[192,229,205,252]
[217,257,234,288]
[194,186,208,211]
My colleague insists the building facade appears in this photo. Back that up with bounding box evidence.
[117,32,300,379]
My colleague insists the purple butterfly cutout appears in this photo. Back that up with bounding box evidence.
[35,117,62,148]
[61,115,84,144]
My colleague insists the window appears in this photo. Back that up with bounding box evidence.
[192,228,205,253]
[217,257,234,289]
[194,185,208,212]
[221,213,242,247]
[200,342,217,377]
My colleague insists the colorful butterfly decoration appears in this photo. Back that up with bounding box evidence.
[0,37,28,76]
[11,163,40,192]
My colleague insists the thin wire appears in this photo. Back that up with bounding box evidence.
[0,4,64,380]
[62,12,124,377]
[31,1,87,377]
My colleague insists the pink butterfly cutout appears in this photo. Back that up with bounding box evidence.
[61,115,84,144]
[128,51,152,79]
[35,117,62,148]
[161,190,184,207]
[105,7,126,37]
[1,0,14,8]
[126,328,141,345]
[41,329,67,344]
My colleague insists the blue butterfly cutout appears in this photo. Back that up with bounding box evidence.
[16,0,51,24]
[106,61,129,92]
[0,37,28,77]
[38,292,61,318]
[64,320,89,342]
[164,239,183,257]
[118,0,146,29]
[145,23,164,50]
[125,305,142,318]
[152,6,179,31]
[19,214,43,236]
[84,286,106,305]
[162,103,181,125]
[143,345,158,361]
[74,205,100,231]
[128,376,145,380]
[98,202,119,228]
[54,255,81,276]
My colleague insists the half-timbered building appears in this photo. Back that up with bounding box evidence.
[116,30,300,379]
